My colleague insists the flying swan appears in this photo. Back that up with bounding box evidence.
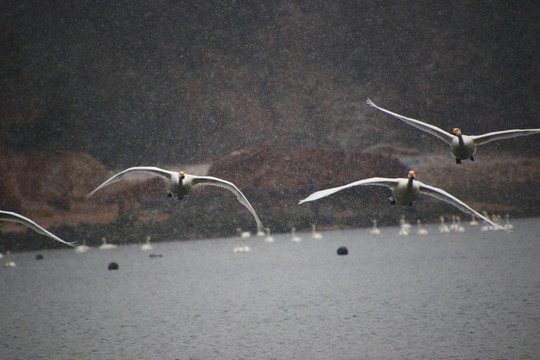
[85,167,265,233]
[298,171,507,231]
[0,210,77,247]
[366,99,540,164]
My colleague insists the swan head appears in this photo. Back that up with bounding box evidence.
[179,171,185,180]
[452,128,462,136]
[408,170,415,179]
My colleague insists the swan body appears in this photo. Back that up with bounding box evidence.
[85,166,265,233]
[439,216,450,233]
[74,239,90,253]
[504,213,513,230]
[233,229,251,252]
[311,224,323,239]
[99,237,117,250]
[366,99,540,164]
[398,215,411,236]
[299,171,507,232]
[370,219,381,235]
[141,236,153,251]
[291,227,302,242]
[264,228,274,243]
[416,219,428,235]
[0,210,76,247]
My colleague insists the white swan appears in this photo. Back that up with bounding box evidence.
[504,213,514,230]
[264,227,274,243]
[74,239,90,253]
[439,216,450,233]
[366,99,540,164]
[0,210,76,247]
[85,166,265,233]
[469,214,479,226]
[233,229,250,253]
[398,215,411,236]
[99,237,117,250]
[370,219,381,235]
[299,170,507,231]
[311,224,323,239]
[291,227,302,242]
[141,236,153,251]
[454,215,465,232]
[416,219,428,235]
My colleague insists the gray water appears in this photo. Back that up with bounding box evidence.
[1,217,539,360]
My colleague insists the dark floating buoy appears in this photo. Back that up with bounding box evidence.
[35,254,44,260]
[337,246,348,255]
[108,262,119,270]
[149,253,163,258]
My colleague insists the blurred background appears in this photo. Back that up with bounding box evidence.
[1,1,539,249]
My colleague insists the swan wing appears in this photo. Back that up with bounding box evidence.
[471,129,540,145]
[299,177,399,204]
[85,166,175,199]
[366,99,454,144]
[0,211,77,247]
[418,183,508,231]
[191,176,265,233]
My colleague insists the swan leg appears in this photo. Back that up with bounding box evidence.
[388,196,396,205]
[455,158,462,164]
[470,155,475,162]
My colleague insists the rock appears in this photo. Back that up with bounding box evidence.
[337,246,348,255]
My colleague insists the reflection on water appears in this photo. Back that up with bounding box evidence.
[1,217,539,359]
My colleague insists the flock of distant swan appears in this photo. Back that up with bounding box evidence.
[1,98,538,260]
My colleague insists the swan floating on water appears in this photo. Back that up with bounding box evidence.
[453,216,465,232]
[74,239,90,253]
[439,216,450,233]
[233,228,251,252]
[398,215,411,236]
[141,236,153,251]
[416,219,429,235]
[504,213,514,230]
[311,224,323,239]
[299,171,507,232]
[85,166,265,233]
[366,99,540,164]
[99,237,117,250]
[291,227,302,242]
[0,210,76,247]
[264,227,274,243]
[370,219,381,235]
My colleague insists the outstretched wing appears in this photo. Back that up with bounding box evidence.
[85,166,175,199]
[0,211,77,247]
[191,176,265,233]
[298,177,399,204]
[471,129,540,145]
[418,183,508,231]
[366,99,454,144]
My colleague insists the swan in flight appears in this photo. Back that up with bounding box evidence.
[366,99,540,164]
[299,171,507,231]
[85,166,265,233]
[0,210,76,247]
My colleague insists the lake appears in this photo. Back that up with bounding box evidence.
[1,217,539,359]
